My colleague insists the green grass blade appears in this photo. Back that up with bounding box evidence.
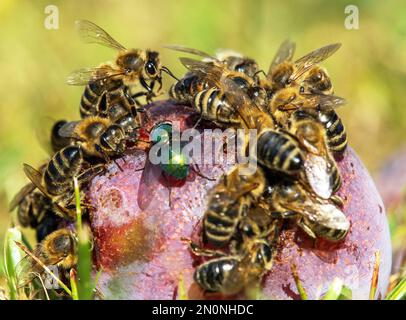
[3,227,24,300]
[291,264,308,300]
[177,273,188,300]
[70,269,79,300]
[15,241,72,297]
[337,285,353,300]
[385,276,406,300]
[74,177,93,300]
[369,251,380,300]
[322,278,344,300]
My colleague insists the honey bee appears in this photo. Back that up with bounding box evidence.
[265,41,341,92]
[170,56,259,110]
[202,164,266,248]
[165,45,259,78]
[191,214,280,295]
[169,73,209,104]
[57,115,139,160]
[50,120,74,152]
[9,182,63,242]
[287,110,342,199]
[192,87,243,126]
[300,66,334,95]
[307,109,347,156]
[235,98,305,176]
[266,178,350,242]
[23,146,104,220]
[67,20,176,117]
[16,228,77,288]
[268,86,347,126]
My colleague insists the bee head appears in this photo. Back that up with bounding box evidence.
[234,58,258,78]
[144,51,161,79]
[118,50,144,75]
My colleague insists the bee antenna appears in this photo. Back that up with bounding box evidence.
[253,69,267,78]
[161,66,179,81]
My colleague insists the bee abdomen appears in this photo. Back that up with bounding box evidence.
[170,75,200,103]
[257,130,303,174]
[44,146,83,194]
[80,84,102,118]
[194,257,242,294]
[331,164,342,193]
[194,88,239,124]
[203,198,242,248]
[319,110,347,155]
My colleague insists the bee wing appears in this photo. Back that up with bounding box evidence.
[23,164,49,198]
[137,157,163,211]
[34,116,64,155]
[15,255,40,288]
[306,203,350,231]
[66,66,123,86]
[8,183,36,212]
[179,57,228,89]
[304,154,334,199]
[215,48,244,60]
[75,20,126,51]
[57,121,81,139]
[165,45,215,60]
[218,76,271,130]
[294,94,346,111]
[268,39,296,74]
[15,245,44,288]
[290,43,341,82]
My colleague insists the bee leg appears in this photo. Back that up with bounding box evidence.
[98,92,108,117]
[253,69,267,79]
[192,116,202,130]
[270,211,297,219]
[156,76,163,93]
[113,159,124,172]
[76,163,106,183]
[149,80,156,94]
[297,219,317,239]
[168,186,174,210]
[94,144,123,172]
[330,195,345,207]
[181,238,226,258]
[80,202,97,211]
[140,77,155,104]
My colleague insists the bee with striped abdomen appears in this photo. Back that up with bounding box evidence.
[267,85,347,127]
[23,146,104,220]
[307,109,347,156]
[202,164,266,249]
[67,20,176,117]
[235,97,305,176]
[191,214,280,295]
[263,41,341,92]
[287,110,342,199]
[170,56,260,119]
[265,179,349,242]
[9,181,63,242]
[57,114,140,160]
[16,228,77,288]
[165,45,259,79]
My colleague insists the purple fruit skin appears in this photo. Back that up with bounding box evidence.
[87,101,391,300]
[375,146,406,211]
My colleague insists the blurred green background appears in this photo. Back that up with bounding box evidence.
[0,0,405,277]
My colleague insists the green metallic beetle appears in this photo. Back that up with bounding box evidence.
[137,121,196,210]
